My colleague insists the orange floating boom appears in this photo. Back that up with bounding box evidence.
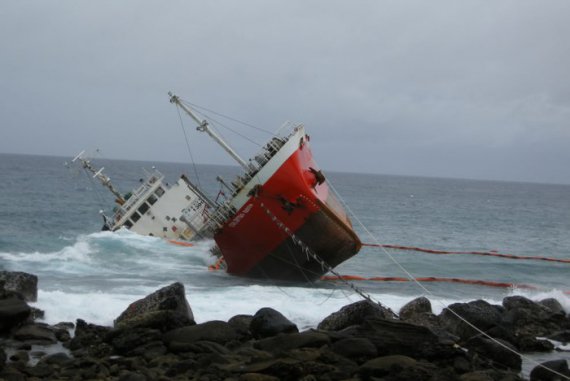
[363,243,570,264]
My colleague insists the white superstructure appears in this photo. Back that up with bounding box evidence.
[72,153,213,240]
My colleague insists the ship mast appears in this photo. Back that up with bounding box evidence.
[72,151,125,204]
[169,92,250,171]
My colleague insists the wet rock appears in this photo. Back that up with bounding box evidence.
[331,337,377,360]
[42,352,73,366]
[0,297,31,333]
[0,366,26,381]
[359,355,435,380]
[107,327,162,355]
[0,271,38,302]
[114,282,194,332]
[539,298,566,316]
[253,331,330,354]
[67,318,112,357]
[399,296,432,319]
[163,320,240,345]
[464,336,521,371]
[20,362,54,378]
[503,296,553,318]
[250,307,298,339]
[547,330,570,344]
[239,373,280,381]
[317,300,397,331]
[229,314,254,338]
[12,323,57,344]
[529,359,570,381]
[517,336,554,352]
[502,296,568,338]
[352,317,457,360]
[440,300,503,341]
[0,347,5,371]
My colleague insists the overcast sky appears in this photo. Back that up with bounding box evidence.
[1,1,569,184]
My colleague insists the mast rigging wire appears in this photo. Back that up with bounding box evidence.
[176,106,202,189]
[179,98,275,135]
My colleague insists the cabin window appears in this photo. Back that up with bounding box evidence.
[131,212,141,223]
[124,220,133,229]
[155,187,165,197]
[185,195,191,201]
[138,203,150,215]
[147,194,158,205]
[166,216,171,221]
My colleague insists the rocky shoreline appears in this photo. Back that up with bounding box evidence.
[1,271,569,381]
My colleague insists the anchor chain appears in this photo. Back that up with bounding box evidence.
[258,200,391,312]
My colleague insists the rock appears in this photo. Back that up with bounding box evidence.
[399,296,432,320]
[107,327,162,355]
[250,308,298,339]
[353,318,457,360]
[464,336,521,371]
[43,352,73,366]
[20,362,54,378]
[0,297,31,333]
[163,320,240,345]
[502,295,568,338]
[503,296,553,320]
[359,355,435,380]
[0,271,38,302]
[253,331,330,354]
[229,314,253,338]
[517,336,555,352]
[114,282,194,331]
[529,359,570,381]
[239,373,280,381]
[12,323,57,344]
[317,300,397,331]
[459,370,495,381]
[67,318,112,355]
[331,337,377,360]
[440,300,503,341]
[0,347,6,372]
[547,330,570,344]
[539,298,566,316]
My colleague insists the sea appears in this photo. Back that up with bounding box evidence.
[1,152,569,373]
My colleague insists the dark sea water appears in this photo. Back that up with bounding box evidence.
[1,152,569,373]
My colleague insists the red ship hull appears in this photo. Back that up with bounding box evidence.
[214,129,361,281]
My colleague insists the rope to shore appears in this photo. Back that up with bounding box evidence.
[325,179,570,380]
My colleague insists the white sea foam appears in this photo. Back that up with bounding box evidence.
[0,240,93,264]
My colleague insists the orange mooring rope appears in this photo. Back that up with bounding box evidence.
[321,275,570,295]
[363,243,570,264]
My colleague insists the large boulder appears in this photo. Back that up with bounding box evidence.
[114,282,194,331]
[0,271,38,302]
[249,308,298,339]
[0,297,31,333]
[317,300,397,331]
[439,300,503,341]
